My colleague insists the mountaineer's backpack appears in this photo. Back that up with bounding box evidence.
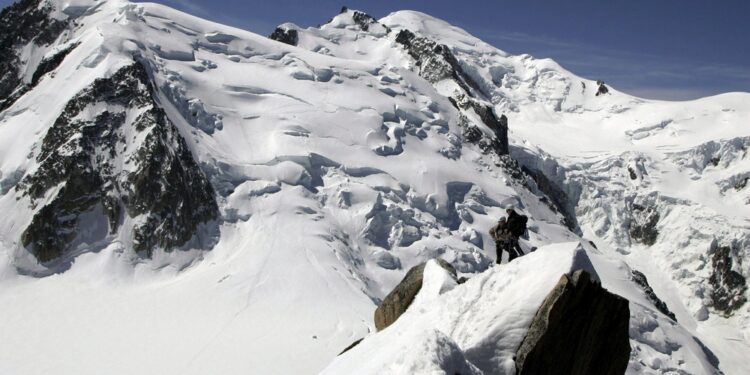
[508,214,528,237]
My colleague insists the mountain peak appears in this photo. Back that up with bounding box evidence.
[0,1,748,374]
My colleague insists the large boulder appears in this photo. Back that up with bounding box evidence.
[515,269,630,375]
[374,259,456,331]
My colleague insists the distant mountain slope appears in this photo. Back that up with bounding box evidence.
[0,1,747,374]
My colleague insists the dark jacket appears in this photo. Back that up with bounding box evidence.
[506,210,528,238]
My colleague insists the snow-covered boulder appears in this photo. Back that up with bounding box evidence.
[374,258,457,331]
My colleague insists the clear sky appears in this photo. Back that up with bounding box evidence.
[3,0,748,100]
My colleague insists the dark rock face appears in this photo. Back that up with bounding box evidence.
[462,123,483,144]
[631,270,677,321]
[396,29,508,157]
[30,42,79,85]
[708,244,747,315]
[18,61,218,262]
[628,203,659,246]
[269,27,299,46]
[0,0,68,112]
[515,269,630,375]
[451,96,509,156]
[520,165,579,232]
[337,7,388,33]
[736,176,748,191]
[374,259,456,331]
[351,10,376,31]
[595,80,609,96]
[395,29,482,96]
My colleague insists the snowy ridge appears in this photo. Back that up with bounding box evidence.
[325,243,720,374]
[0,1,747,374]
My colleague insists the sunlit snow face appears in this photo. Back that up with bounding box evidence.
[0,2,747,375]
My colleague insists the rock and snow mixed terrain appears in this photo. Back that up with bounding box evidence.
[0,1,748,374]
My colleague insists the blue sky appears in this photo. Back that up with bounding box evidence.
[3,0,748,100]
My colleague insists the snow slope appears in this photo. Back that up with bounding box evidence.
[325,243,721,374]
[0,1,747,374]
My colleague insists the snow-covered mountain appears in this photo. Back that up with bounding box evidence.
[0,1,747,374]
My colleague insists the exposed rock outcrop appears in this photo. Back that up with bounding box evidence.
[18,61,218,262]
[708,243,747,315]
[631,270,677,321]
[0,0,69,112]
[520,164,579,232]
[515,269,630,375]
[595,80,609,96]
[395,29,483,96]
[394,28,509,157]
[628,203,659,246]
[339,7,378,32]
[30,42,79,85]
[374,259,457,331]
[269,26,298,46]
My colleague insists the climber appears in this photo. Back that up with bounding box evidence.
[490,217,508,264]
[505,207,528,260]
[490,207,528,264]
[490,217,518,263]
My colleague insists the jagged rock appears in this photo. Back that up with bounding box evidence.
[595,80,609,96]
[395,29,481,95]
[515,269,630,375]
[269,27,298,46]
[394,28,513,159]
[462,123,483,144]
[631,270,677,321]
[736,177,748,191]
[18,61,218,262]
[350,10,376,31]
[451,96,509,156]
[628,203,659,246]
[495,154,525,181]
[332,7,389,34]
[374,259,457,331]
[470,105,508,156]
[521,165,578,231]
[708,244,747,315]
[0,0,68,111]
[31,42,79,85]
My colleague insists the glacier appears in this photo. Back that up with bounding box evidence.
[0,1,747,374]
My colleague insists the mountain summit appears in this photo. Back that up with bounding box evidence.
[0,1,748,374]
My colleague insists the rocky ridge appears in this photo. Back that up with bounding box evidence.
[18,61,218,263]
[0,2,747,374]
[0,0,68,111]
